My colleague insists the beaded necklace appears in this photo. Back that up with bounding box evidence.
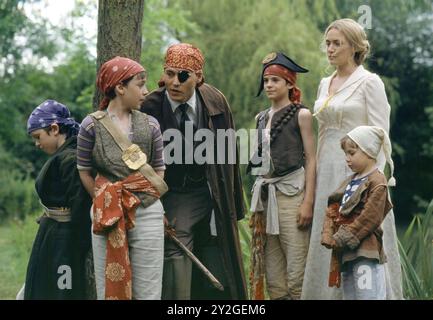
[269,103,301,144]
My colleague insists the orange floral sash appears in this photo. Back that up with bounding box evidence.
[249,211,266,300]
[92,172,160,300]
[327,203,358,288]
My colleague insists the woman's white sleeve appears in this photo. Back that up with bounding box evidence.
[365,73,391,170]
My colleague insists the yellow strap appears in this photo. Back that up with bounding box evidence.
[313,94,334,117]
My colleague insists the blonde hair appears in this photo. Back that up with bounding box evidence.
[324,18,370,66]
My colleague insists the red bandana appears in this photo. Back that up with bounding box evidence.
[263,64,302,103]
[96,56,145,110]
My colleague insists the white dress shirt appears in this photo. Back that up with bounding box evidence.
[166,90,198,126]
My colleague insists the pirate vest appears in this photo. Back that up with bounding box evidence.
[256,104,305,177]
[92,110,157,207]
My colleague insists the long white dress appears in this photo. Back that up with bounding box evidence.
[301,65,403,300]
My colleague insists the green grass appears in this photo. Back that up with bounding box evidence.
[0,212,39,299]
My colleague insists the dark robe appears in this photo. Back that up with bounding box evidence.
[24,136,92,300]
[141,84,247,299]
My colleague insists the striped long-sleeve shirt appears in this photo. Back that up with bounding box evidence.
[77,114,165,172]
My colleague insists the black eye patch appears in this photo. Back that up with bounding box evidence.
[177,70,190,83]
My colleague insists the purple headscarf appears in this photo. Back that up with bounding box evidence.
[27,100,79,136]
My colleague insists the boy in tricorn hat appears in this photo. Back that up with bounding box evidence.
[249,52,316,300]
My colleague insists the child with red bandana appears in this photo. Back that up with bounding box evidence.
[77,57,168,300]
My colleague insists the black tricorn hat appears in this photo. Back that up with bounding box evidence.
[256,52,309,97]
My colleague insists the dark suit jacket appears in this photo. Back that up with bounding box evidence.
[141,83,247,299]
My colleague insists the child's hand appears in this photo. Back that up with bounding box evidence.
[297,201,313,229]
[322,238,337,250]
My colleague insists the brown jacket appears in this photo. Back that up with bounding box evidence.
[141,83,247,299]
[322,169,393,265]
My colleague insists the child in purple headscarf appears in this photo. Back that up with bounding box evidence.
[21,100,93,299]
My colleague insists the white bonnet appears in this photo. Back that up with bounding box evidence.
[346,125,396,186]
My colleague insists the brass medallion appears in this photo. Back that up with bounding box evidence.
[122,144,148,170]
[262,52,277,64]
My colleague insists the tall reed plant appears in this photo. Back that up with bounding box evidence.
[399,199,433,299]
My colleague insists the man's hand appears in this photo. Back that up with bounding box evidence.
[164,215,176,238]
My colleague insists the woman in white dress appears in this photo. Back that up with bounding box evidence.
[301,18,403,300]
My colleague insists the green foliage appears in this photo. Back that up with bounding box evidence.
[0,143,39,222]
[178,0,333,129]
[399,199,433,299]
[0,211,40,299]
[422,106,433,157]
[0,170,39,222]
[0,0,27,59]
[0,0,59,77]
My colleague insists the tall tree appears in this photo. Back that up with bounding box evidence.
[93,0,145,109]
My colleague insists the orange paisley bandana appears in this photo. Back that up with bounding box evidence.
[92,172,160,300]
[164,43,205,72]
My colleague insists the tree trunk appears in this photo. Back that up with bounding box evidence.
[93,0,145,109]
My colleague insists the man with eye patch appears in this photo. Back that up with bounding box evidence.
[140,43,247,300]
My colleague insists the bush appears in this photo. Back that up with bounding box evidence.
[0,141,39,221]
[399,199,433,299]
[0,170,39,222]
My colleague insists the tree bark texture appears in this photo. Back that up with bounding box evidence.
[93,0,144,109]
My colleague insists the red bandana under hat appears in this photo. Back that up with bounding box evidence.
[263,64,302,104]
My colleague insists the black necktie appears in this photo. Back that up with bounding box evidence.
[178,103,191,134]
